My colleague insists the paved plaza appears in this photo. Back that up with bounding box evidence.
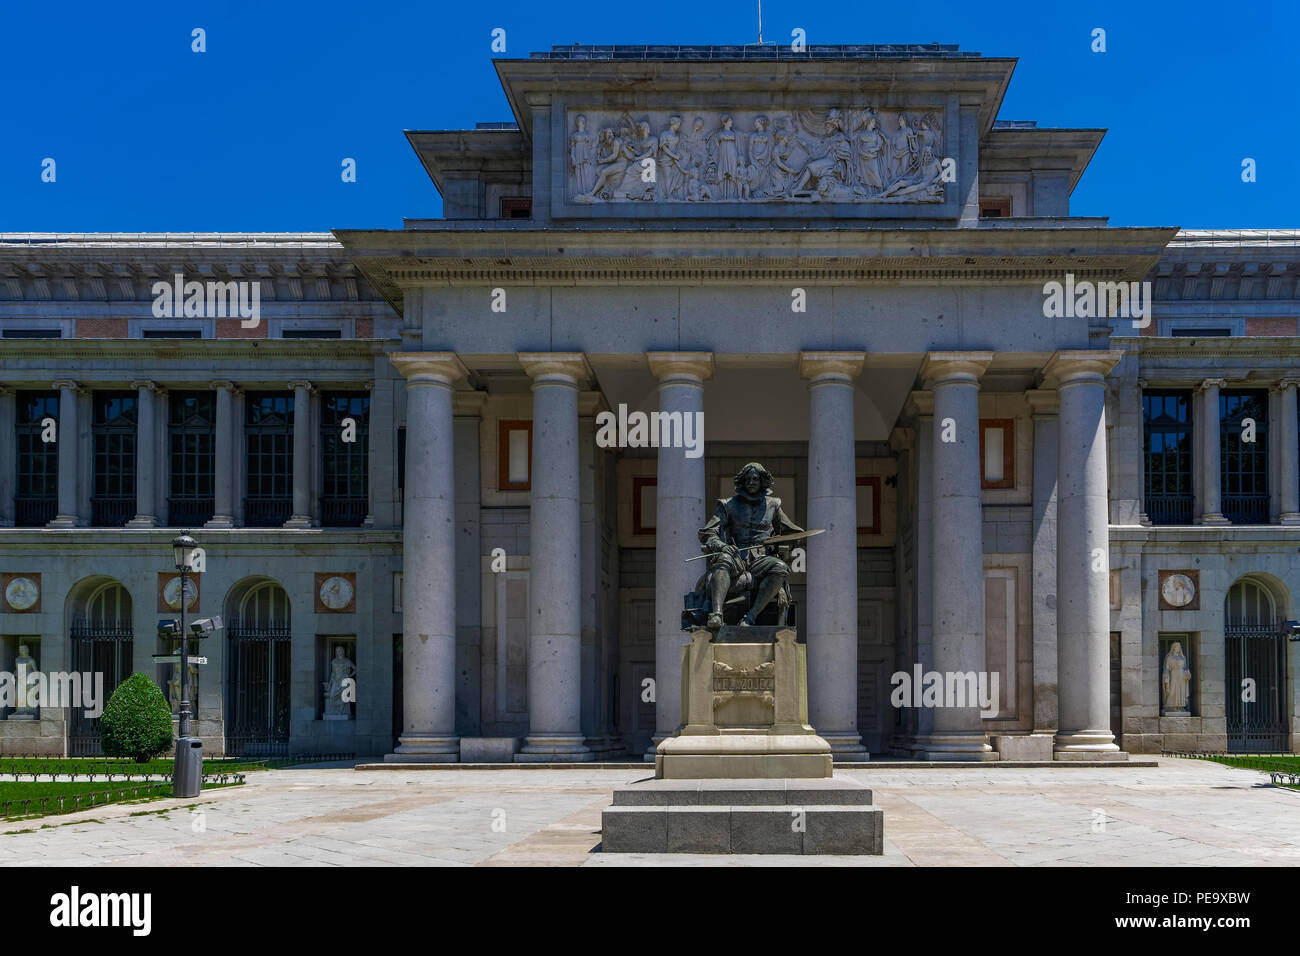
[0,757,1296,866]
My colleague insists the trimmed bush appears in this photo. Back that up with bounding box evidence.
[99,673,174,763]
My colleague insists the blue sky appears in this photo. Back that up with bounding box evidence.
[2,0,1296,231]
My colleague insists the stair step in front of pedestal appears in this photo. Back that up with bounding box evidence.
[601,804,884,855]
[612,776,874,806]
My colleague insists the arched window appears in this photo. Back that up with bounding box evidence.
[1224,576,1286,753]
[226,580,291,756]
[68,580,134,756]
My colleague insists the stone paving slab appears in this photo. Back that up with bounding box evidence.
[0,758,1294,866]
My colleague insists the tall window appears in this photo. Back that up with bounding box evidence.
[168,391,215,526]
[320,391,369,527]
[92,391,137,527]
[1143,390,1193,524]
[15,391,58,526]
[244,392,294,527]
[1221,390,1268,524]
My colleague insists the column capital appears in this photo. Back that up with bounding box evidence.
[1281,378,1300,390]
[920,351,994,389]
[518,352,592,387]
[1024,388,1060,416]
[452,390,489,417]
[1197,377,1227,391]
[904,389,935,417]
[1040,350,1122,388]
[1136,378,1148,390]
[288,379,314,392]
[131,380,161,392]
[389,352,470,387]
[52,379,81,393]
[647,351,714,383]
[798,350,866,382]
[210,380,236,392]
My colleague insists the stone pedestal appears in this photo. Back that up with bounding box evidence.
[653,626,831,779]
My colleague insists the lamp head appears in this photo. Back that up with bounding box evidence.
[172,531,198,572]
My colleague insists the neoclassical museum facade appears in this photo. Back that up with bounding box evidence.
[0,44,1297,759]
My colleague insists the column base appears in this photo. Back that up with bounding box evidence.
[385,735,459,762]
[517,735,594,762]
[1280,513,1300,526]
[1196,513,1231,526]
[125,515,159,529]
[912,732,997,761]
[283,515,314,529]
[1054,729,1123,757]
[46,515,77,529]
[822,732,870,762]
[204,515,234,529]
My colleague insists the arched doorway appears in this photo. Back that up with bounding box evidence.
[224,579,292,756]
[67,579,134,756]
[1224,577,1288,753]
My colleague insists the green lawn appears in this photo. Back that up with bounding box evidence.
[0,757,279,778]
[1181,753,1300,786]
[0,779,241,823]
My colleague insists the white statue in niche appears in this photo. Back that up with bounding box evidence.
[1162,641,1192,714]
[323,646,356,719]
[11,644,39,719]
[569,114,596,195]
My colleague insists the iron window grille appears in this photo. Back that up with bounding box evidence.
[168,391,216,526]
[320,391,369,527]
[1143,390,1194,524]
[15,391,58,526]
[91,391,137,527]
[1220,390,1269,524]
[244,392,294,527]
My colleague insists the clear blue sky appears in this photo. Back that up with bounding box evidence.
[2,0,1296,232]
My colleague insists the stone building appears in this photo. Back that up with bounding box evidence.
[0,44,1296,759]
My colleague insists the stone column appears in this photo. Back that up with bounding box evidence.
[1135,379,1151,525]
[1280,379,1300,524]
[517,352,593,761]
[646,351,713,758]
[453,391,487,736]
[1197,378,1229,525]
[205,381,236,528]
[800,350,869,760]
[49,380,80,528]
[1044,351,1123,759]
[914,352,995,760]
[0,388,15,526]
[125,381,159,528]
[386,353,468,762]
[285,380,313,528]
[1026,389,1060,734]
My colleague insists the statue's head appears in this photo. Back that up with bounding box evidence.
[575,114,586,131]
[754,115,768,131]
[668,115,681,131]
[720,114,733,130]
[1170,641,1182,655]
[335,646,345,658]
[734,462,773,498]
[18,644,28,657]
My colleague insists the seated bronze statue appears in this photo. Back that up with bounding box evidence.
[682,461,803,631]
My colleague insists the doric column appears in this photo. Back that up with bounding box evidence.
[285,380,314,528]
[646,351,713,757]
[206,381,236,528]
[1135,379,1151,525]
[1044,351,1124,758]
[386,352,467,762]
[800,350,869,760]
[915,352,995,760]
[1197,378,1230,525]
[1026,389,1060,733]
[453,390,487,736]
[0,387,15,526]
[126,381,159,528]
[49,380,81,528]
[517,352,593,761]
[1280,379,1300,524]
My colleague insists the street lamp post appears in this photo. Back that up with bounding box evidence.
[171,531,201,797]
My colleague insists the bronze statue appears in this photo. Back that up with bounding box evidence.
[692,462,805,630]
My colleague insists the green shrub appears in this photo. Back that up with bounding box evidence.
[99,673,174,763]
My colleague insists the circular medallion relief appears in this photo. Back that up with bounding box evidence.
[1161,573,1196,608]
[163,576,198,611]
[319,576,354,610]
[5,577,39,611]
